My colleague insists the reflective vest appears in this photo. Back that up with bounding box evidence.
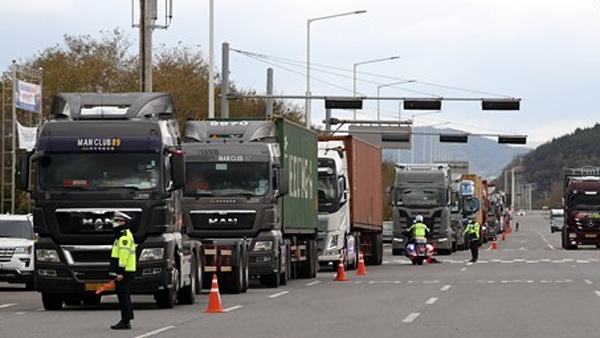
[465,221,480,240]
[110,229,136,273]
[408,222,429,238]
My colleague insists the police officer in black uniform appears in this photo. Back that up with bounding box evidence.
[109,211,136,330]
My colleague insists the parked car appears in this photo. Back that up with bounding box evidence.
[550,209,564,233]
[382,221,393,243]
[0,214,35,289]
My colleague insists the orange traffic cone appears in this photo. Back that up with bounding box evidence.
[502,231,506,241]
[333,253,350,281]
[506,226,512,234]
[356,251,367,276]
[205,274,224,313]
[491,238,498,250]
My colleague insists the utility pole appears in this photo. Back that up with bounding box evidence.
[139,0,153,92]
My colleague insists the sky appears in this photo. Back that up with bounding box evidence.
[2,0,600,149]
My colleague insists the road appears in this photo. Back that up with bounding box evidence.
[2,210,600,338]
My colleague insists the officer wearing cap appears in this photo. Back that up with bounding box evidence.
[109,211,136,330]
[464,215,480,262]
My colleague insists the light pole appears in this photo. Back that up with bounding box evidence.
[208,0,215,118]
[376,79,415,120]
[306,10,366,128]
[352,56,400,120]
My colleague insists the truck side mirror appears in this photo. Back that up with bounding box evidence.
[277,168,289,197]
[17,152,31,191]
[168,149,185,191]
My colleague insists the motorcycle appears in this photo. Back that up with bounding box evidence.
[405,237,434,265]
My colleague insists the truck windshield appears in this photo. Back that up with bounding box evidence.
[551,216,564,227]
[38,154,160,190]
[396,188,445,207]
[184,162,269,197]
[0,220,33,239]
[318,173,339,207]
[568,194,600,210]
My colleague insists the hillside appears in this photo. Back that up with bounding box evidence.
[382,126,531,178]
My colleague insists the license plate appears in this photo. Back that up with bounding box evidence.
[85,282,115,292]
[585,234,597,238]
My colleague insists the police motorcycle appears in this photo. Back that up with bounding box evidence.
[403,231,434,265]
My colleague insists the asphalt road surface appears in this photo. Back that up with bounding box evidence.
[3,210,600,338]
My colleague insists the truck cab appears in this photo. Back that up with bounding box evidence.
[19,93,201,310]
[562,168,600,249]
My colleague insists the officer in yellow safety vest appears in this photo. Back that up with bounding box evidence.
[407,215,430,242]
[109,211,136,330]
[465,215,480,262]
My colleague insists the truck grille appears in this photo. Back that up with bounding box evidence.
[61,245,112,265]
[0,248,14,262]
[55,208,142,234]
[190,210,255,230]
[73,270,112,282]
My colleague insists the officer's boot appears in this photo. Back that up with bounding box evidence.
[111,321,131,330]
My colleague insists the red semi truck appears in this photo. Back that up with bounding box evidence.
[562,167,600,250]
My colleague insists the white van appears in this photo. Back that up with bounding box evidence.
[550,209,564,233]
[0,214,35,289]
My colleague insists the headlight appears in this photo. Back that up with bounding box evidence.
[253,241,273,252]
[14,246,33,255]
[327,234,339,251]
[139,248,164,261]
[36,249,60,262]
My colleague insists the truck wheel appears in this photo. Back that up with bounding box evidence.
[225,262,244,294]
[452,241,457,252]
[280,245,291,286]
[347,235,357,270]
[156,266,179,309]
[42,293,63,310]
[242,247,249,293]
[64,296,82,306]
[178,256,197,304]
[373,233,383,265]
[195,254,203,295]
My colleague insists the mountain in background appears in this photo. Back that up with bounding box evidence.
[381,126,531,179]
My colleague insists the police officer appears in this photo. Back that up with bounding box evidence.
[407,215,430,242]
[109,211,136,330]
[465,215,480,262]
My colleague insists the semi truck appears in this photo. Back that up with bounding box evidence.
[18,93,202,310]
[182,118,318,289]
[389,163,453,255]
[561,167,600,250]
[317,135,383,269]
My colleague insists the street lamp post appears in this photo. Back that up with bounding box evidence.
[376,79,415,120]
[352,56,400,120]
[306,10,366,128]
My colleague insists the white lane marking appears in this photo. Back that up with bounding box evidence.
[306,281,321,286]
[223,305,243,312]
[36,308,44,311]
[514,259,525,262]
[441,285,451,291]
[422,280,440,284]
[425,297,438,305]
[585,279,593,285]
[382,260,390,265]
[466,262,473,266]
[0,303,16,309]
[403,312,420,323]
[595,291,600,298]
[564,258,574,262]
[133,326,176,338]
[526,260,539,264]
[540,259,551,262]
[536,231,556,251]
[460,268,467,272]
[14,312,25,315]
[269,291,290,298]
[577,260,590,264]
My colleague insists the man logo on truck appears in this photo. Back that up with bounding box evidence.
[82,218,112,231]
[208,218,239,227]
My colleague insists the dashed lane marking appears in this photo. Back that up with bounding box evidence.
[133,326,176,338]
[537,231,556,251]
[14,312,25,315]
[460,268,467,272]
[585,279,593,285]
[595,291,600,298]
[0,304,16,309]
[425,297,438,305]
[223,305,243,312]
[269,291,289,298]
[306,281,321,286]
[441,285,451,291]
[403,312,420,323]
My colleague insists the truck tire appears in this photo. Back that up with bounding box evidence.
[83,294,102,306]
[225,261,244,294]
[42,293,63,310]
[178,256,197,304]
[242,247,249,293]
[347,235,358,270]
[156,265,179,309]
[374,233,383,265]
[280,244,291,286]
[296,239,316,279]
[25,277,35,291]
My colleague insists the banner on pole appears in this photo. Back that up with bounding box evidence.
[17,122,37,151]
[15,79,42,113]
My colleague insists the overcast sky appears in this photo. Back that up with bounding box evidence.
[2,0,599,148]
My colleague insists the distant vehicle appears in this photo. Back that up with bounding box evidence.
[0,214,35,290]
[561,167,600,250]
[517,210,526,216]
[382,221,393,243]
[550,209,564,233]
